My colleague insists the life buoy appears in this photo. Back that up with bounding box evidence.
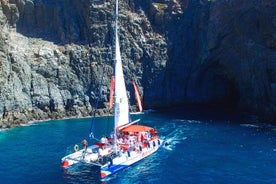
[74,144,79,152]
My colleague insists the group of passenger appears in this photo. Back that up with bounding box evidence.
[105,130,156,151]
[80,129,157,152]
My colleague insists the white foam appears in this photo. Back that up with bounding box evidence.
[0,128,8,132]
[240,124,259,128]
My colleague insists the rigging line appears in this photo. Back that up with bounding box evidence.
[89,46,111,143]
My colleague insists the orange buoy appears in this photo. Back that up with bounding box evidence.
[100,172,107,178]
[62,160,69,167]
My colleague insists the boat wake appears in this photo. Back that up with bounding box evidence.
[160,121,189,151]
[163,136,187,151]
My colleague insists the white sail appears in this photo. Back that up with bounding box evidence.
[114,0,129,128]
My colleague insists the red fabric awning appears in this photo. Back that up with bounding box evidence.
[121,125,153,133]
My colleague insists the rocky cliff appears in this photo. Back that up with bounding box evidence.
[0,0,275,128]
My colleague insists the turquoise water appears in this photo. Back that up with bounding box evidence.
[0,109,275,184]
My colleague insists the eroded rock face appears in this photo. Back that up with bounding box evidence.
[205,0,275,121]
[0,0,167,127]
[143,0,276,122]
[0,0,275,127]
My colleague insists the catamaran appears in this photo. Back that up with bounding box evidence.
[61,0,165,179]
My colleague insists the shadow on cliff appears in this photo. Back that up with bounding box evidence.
[15,0,103,45]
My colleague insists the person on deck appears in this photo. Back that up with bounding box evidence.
[82,139,88,151]
[141,133,144,142]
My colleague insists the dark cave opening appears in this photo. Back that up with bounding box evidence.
[209,75,240,108]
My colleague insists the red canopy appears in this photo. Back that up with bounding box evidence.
[121,125,153,133]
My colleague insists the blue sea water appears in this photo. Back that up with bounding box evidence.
[0,108,275,184]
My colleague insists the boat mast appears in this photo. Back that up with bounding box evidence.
[114,0,119,151]
[115,0,119,39]
[114,0,129,126]
[113,0,130,150]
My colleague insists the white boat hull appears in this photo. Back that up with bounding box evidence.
[61,139,165,179]
[61,144,113,167]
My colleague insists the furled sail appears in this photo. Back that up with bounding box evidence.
[132,78,143,112]
[109,76,115,109]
